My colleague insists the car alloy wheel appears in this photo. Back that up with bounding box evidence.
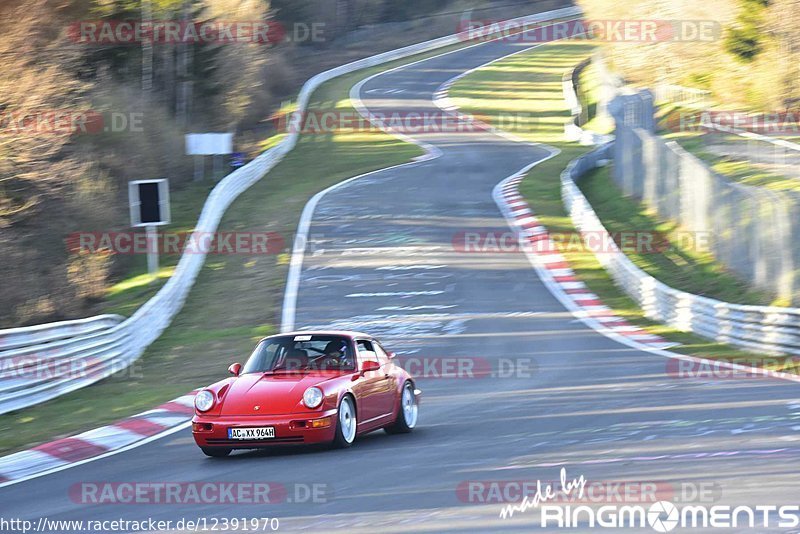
[385,381,418,434]
[334,395,357,447]
[401,382,418,429]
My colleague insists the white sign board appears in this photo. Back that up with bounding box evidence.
[185,133,234,155]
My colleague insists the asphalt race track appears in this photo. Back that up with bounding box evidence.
[3,35,800,533]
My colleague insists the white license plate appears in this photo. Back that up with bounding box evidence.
[228,426,275,440]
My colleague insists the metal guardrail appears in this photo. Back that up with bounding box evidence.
[0,6,582,415]
[562,152,800,356]
[0,315,126,409]
[0,315,123,352]
[561,62,800,356]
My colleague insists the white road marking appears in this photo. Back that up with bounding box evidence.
[345,291,445,297]
[376,265,447,270]
[377,305,457,311]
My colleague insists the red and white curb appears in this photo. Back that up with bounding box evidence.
[495,173,679,350]
[0,391,196,487]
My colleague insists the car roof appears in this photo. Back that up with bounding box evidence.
[264,330,374,340]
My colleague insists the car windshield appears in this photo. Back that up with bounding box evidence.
[241,334,355,373]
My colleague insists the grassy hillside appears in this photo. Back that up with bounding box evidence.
[577,0,799,110]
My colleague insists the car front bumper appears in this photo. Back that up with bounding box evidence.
[192,409,338,448]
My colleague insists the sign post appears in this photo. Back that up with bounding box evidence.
[129,179,171,281]
[213,154,222,179]
[145,225,158,276]
[194,155,204,182]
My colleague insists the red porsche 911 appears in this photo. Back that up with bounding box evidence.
[191,331,420,457]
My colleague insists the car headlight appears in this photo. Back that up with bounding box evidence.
[195,390,215,412]
[303,387,324,409]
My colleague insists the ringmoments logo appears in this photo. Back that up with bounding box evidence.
[499,468,800,530]
[536,501,800,530]
[648,501,679,532]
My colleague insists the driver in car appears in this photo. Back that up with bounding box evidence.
[321,340,351,369]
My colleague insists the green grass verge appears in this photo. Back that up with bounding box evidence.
[448,40,786,365]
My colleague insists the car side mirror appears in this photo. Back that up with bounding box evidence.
[228,363,242,376]
[361,360,380,373]
[387,351,396,359]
